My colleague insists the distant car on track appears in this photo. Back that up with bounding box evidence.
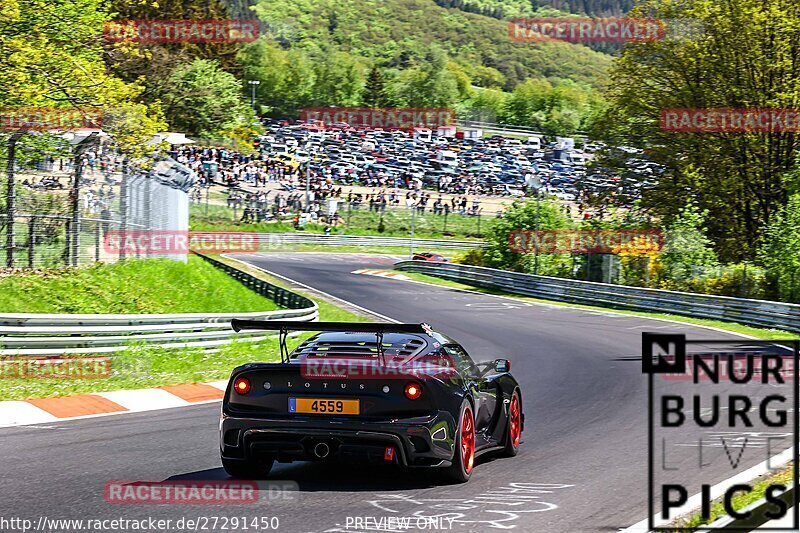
[412,252,448,262]
[220,321,523,483]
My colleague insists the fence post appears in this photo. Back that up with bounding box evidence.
[70,153,82,266]
[119,158,128,261]
[143,171,152,231]
[63,220,71,265]
[70,132,98,266]
[27,215,35,268]
[95,221,101,262]
[6,133,23,267]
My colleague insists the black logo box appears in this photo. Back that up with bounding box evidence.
[643,333,799,531]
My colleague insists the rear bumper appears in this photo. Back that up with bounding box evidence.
[220,411,456,467]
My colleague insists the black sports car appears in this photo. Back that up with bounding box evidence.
[220,321,523,483]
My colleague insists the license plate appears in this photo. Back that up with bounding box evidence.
[288,398,360,415]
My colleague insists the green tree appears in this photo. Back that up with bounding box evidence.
[483,199,572,272]
[0,0,164,152]
[661,200,719,285]
[601,0,800,261]
[393,47,461,107]
[161,59,255,138]
[362,66,390,108]
[311,51,365,106]
[239,40,315,116]
[759,194,800,302]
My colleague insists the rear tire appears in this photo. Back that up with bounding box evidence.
[442,401,475,483]
[503,390,522,457]
[222,456,274,479]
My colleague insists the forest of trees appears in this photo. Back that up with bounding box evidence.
[599,0,800,265]
[432,0,634,19]
[0,0,616,149]
[242,0,610,132]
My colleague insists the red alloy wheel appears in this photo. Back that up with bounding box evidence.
[461,406,475,474]
[509,394,521,448]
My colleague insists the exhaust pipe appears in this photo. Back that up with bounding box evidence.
[313,442,330,459]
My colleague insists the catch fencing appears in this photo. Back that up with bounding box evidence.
[2,133,195,268]
[0,254,318,356]
[194,197,501,239]
[394,260,800,333]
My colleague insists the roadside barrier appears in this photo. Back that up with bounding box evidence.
[393,260,800,333]
[0,254,318,356]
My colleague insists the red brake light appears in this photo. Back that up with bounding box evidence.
[233,377,251,395]
[404,381,422,400]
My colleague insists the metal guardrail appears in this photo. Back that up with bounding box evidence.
[393,261,800,333]
[190,232,485,250]
[0,254,318,356]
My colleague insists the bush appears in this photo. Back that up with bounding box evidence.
[456,248,485,266]
[482,198,571,272]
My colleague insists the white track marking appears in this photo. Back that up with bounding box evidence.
[207,380,229,391]
[0,401,58,426]
[95,389,189,411]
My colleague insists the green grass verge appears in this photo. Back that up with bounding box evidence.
[189,203,491,240]
[0,256,280,314]
[0,256,369,400]
[392,270,798,340]
[674,466,794,529]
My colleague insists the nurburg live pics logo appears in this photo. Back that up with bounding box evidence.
[642,333,800,530]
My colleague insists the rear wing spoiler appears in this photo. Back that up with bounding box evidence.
[230,320,433,334]
[230,320,435,363]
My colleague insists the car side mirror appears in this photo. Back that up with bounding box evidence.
[494,359,511,373]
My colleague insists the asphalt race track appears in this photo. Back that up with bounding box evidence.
[0,252,790,533]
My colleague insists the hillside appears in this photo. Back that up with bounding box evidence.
[251,0,612,89]
[539,0,633,16]
[432,0,634,18]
